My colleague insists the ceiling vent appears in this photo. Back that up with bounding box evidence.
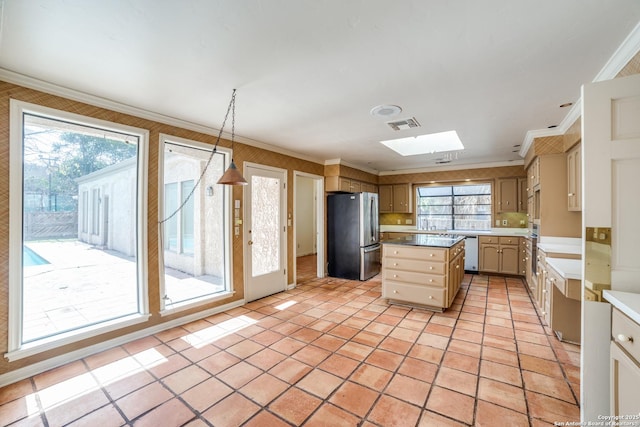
[386,117,421,131]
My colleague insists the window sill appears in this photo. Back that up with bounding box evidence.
[5,313,151,362]
[160,291,236,317]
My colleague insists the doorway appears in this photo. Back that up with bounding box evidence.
[243,163,287,302]
[294,171,324,284]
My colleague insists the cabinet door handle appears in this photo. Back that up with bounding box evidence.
[568,193,574,197]
[393,290,398,294]
[617,334,634,343]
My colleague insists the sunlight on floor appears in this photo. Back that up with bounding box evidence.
[181,315,258,349]
[30,347,168,414]
[275,300,297,310]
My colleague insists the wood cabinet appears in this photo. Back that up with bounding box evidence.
[325,176,377,193]
[567,143,581,211]
[518,237,529,277]
[610,308,640,418]
[382,239,464,311]
[522,237,534,293]
[546,263,581,343]
[528,156,540,195]
[518,177,528,213]
[496,178,518,213]
[447,243,465,307]
[379,184,412,213]
[530,153,581,236]
[535,249,548,313]
[478,236,520,274]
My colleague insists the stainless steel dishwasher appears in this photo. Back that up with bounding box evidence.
[463,235,478,271]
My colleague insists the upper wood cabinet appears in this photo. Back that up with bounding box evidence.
[379,184,412,213]
[533,153,581,236]
[325,176,377,194]
[567,143,581,211]
[528,157,540,195]
[496,178,518,213]
[518,177,528,213]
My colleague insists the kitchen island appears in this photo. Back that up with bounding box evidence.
[382,235,465,311]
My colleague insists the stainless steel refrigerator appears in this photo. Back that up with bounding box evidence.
[327,192,381,280]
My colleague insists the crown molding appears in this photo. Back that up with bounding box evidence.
[519,21,640,158]
[378,159,524,176]
[594,20,640,82]
[323,158,381,175]
[0,68,325,166]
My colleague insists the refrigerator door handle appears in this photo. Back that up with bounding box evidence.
[363,243,381,253]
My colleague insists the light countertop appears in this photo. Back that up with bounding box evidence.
[604,290,640,325]
[538,237,582,256]
[383,234,465,248]
[545,258,582,280]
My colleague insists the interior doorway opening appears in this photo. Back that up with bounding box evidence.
[294,172,324,285]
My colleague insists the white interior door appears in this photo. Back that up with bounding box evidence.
[244,163,287,302]
[582,72,640,422]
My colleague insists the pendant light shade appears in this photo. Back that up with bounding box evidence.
[217,89,247,186]
[217,160,247,185]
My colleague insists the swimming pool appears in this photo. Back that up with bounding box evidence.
[23,246,49,267]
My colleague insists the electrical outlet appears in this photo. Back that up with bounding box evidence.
[495,219,500,226]
[405,219,412,225]
[502,219,508,226]
[397,219,401,224]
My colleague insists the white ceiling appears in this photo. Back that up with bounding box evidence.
[2,1,640,173]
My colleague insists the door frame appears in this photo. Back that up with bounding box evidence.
[242,162,288,302]
[293,171,325,285]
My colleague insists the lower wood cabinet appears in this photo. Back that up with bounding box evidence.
[382,240,464,311]
[546,264,581,343]
[478,236,520,275]
[610,308,640,418]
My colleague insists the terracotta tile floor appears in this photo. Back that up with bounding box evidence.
[0,255,580,426]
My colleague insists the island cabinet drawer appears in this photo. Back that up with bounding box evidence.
[612,309,640,363]
[383,268,446,285]
[383,282,446,307]
[384,245,446,262]
[384,258,446,275]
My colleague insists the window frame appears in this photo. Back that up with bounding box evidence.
[415,182,492,231]
[7,99,150,361]
[158,134,234,316]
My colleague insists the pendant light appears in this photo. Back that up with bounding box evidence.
[217,89,247,185]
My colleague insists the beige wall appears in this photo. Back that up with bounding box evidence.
[0,81,324,375]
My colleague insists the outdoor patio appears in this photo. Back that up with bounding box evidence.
[22,240,224,343]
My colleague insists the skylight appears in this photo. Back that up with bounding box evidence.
[380,130,464,156]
